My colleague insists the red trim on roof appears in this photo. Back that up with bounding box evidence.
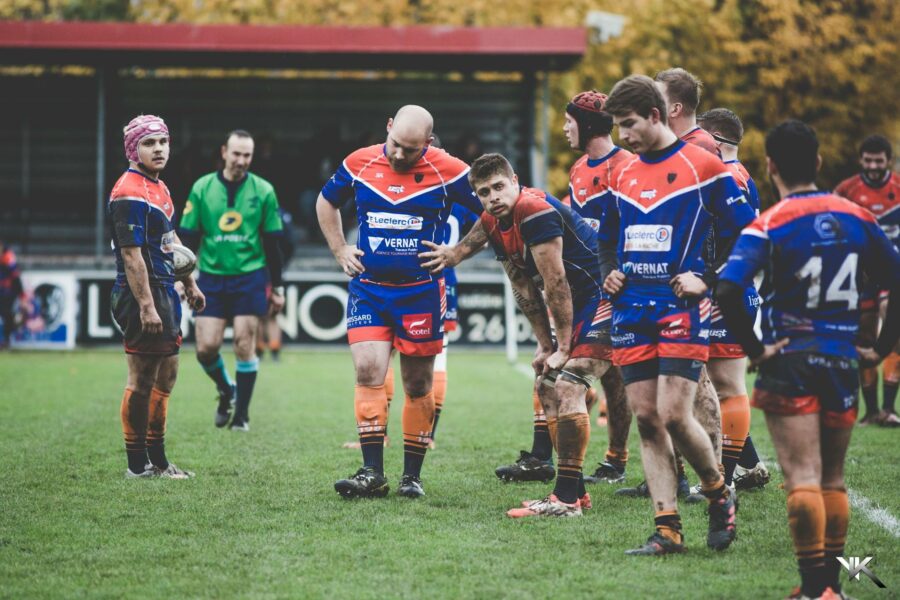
[0,20,585,56]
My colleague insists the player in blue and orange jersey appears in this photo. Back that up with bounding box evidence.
[318,105,483,500]
[109,115,205,479]
[0,239,25,348]
[835,134,900,427]
[696,108,772,493]
[563,90,634,486]
[613,68,724,502]
[455,153,613,517]
[600,75,754,554]
[717,120,900,600]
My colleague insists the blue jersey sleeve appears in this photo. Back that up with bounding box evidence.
[446,174,483,216]
[520,207,563,247]
[110,200,149,248]
[704,174,756,240]
[863,221,900,289]
[320,163,356,207]
[747,177,761,215]
[719,226,770,289]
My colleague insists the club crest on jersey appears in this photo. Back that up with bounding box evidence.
[415,173,424,183]
[814,213,840,239]
[388,184,405,194]
[593,176,600,187]
[219,211,243,232]
[667,172,677,184]
[403,313,433,339]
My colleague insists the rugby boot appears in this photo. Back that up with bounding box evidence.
[625,532,686,556]
[584,461,625,484]
[397,474,425,498]
[615,479,649,497]
[733,462,771,491]
[334,467,389,499]
[152,463,195,479]
[706,488,737,550]
[507,494,581,518]
[520,491,591,510]
[214,384,235,428]
[495,450,555,483]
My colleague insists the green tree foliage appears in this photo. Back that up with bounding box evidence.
[2,0,896,201]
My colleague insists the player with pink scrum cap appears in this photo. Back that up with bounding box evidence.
[109,114,205,479]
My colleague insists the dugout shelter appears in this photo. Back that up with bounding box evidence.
[0,20,585,259]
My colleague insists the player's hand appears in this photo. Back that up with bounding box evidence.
[670,272,709,298]
[856,346,883,368]
[748,338,790,369]
[543,348,571,377]
[603,270,626,295]
[139,305,163,334]
[183,278,206,312]
[532,344,553,377]
[268,289,285,317]
[335,245,365,278]
[419,241,460,274]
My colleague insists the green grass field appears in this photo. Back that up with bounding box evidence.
[1,349,897,599]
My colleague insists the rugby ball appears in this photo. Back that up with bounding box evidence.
[171,243,197,278]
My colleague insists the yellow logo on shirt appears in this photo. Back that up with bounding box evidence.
[219,211,243,232]
[183,200,193,215]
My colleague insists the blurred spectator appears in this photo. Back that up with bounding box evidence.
[454,132,483,165]
[0,239,25,348]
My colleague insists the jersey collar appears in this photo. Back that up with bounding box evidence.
[586,146,621,168]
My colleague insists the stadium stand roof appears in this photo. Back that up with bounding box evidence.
[0,20,585,71]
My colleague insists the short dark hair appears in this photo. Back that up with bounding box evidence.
[604,75,667,123]
[859,134,892,160]
[655,68,703,115]
[765,120,819,187]
[698,108,744,144]
[225,129,253,146]
[468,153,515,186]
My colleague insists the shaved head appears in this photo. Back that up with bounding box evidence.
[385,105,435,172]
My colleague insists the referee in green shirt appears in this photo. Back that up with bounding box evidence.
[179,130,285,431]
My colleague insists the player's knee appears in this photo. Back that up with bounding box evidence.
[554,379,587,414]
[196,347,218,364]
[355,366,385,387]
[635,413,662,440]
[402,376,431,398]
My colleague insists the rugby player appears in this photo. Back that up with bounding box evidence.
[110,114,205,479]
[600,75,754,554]
[835,134,900,427]
[696,108,771,490]
[318,105,483,499]
[717,119,900,599]
[455,153,612,517]
[179,130,286,432]
[563,90,633,485]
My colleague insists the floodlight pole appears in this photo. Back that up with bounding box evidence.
[94,68,106,262]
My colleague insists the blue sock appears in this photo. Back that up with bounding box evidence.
[739,435,761,469]
[234,358,259,422]
[199,354,233,396]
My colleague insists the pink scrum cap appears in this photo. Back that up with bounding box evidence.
[123,115,169,163]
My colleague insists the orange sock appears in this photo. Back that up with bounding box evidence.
[384,367,395,404]
[355,384,389,471]
[884,353,900,383]
[547,415,559,452]
[605,448,628,468]
[721,394,750,484]
[269,338,282,353]
[431,371,447,440]
[402,391,435,476]
[655,509,683,544]
[700,473,727,502]
[532,388,545,423]
[553,412,590,503]
[120,388,149,473]
[147,387,170,469]
[822,488,849,592]
[787,485,827,597]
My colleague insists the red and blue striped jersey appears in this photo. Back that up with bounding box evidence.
[321,144,481,284]
[567,146,634,233]
[724,160,760,215]
[600,140,755,302]
[681,126,719,157]
[720,191,900,357]
[0,249,21,297]
[108,169,177,287]
[835,172,900,252]
[482,187,604,304]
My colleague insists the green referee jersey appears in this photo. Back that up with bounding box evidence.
[180,171,283,275]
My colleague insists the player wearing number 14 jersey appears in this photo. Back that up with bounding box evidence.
[717,120,900,599]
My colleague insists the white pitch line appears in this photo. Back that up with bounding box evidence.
[848,489,900,538]
[514,363,535,379]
